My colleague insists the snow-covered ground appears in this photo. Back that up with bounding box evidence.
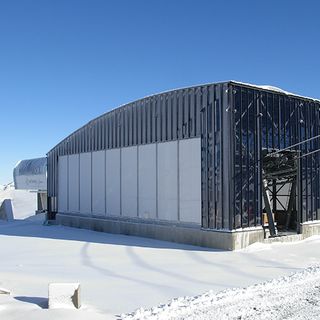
[1,187,320,319]
[123,265,320,320]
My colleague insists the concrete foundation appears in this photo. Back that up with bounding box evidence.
[300,221,320,239]
[56,213,264,250]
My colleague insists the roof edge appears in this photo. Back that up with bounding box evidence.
[47,81,320,154]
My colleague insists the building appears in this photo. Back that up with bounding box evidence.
[13,157,47,212]
[47,81,320,250]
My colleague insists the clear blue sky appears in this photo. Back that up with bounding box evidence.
[1,0,319,184]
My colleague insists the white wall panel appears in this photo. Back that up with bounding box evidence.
[157,141,178,221]
[179,138,201,224]
[92,151,105,215]
[121,146,138,217]
[79,153,92,214]
[106,149,121,216]
[138,144,156,219]
[68,154,80,213]
[58,156,68,213]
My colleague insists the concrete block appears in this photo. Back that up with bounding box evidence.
[48,283,81,309]
[301,221,320,239]
[0,199,14,221]
[231,228,264,250]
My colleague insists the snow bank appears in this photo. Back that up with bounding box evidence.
[0,183,36,219]
[1,210,320,320]
[122,265,320,320]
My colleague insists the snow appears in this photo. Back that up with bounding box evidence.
[122,265,320,320]
[230,81,320,101]
[1,187,320,319]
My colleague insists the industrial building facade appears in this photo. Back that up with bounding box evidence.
[47,81,320,249]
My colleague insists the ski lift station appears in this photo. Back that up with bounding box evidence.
[13,157,47,212]
[46,81,320,250]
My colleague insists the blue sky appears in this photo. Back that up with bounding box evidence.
[0,0,320,184]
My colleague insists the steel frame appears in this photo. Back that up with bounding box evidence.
[231,83,320,230]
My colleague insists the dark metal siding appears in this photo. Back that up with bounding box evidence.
[231,83,320,229]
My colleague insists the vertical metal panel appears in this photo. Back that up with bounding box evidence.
[78,130,81,154]
[208,85,215,228]
[58,155,68,212]
[196,87,202,136]
[108,116,112,149]
[128,104,133,146]
[161,95,167,141]
[138,144,157,219]
[124,106,129,147]
[141,101,147,144]
[92,151,106,215]
[120,108,125,148]
[167,93,172,140]
[121,146,138,217]
[95,119,99,151]
[179,138,201,224]
[68,154,80,213]
[85,126,89,152]
[70,137,73,154]
[99,118,103,150]
[156,95,161,141]
[200,87,208,228]
[223,83,234,230]
[215,84,223,229]
[74,134,77,154]
[146,99,151,144]
[112,112,116,148]
[132,103,137,145]
[88,125,92,152]
[172,91,178,140]
[83,127,86,153]
[136,102,141,145]
[95,120,99,150]
[151,98,156,143]
[117,110,121,148]
[79,152,92,215]
[157,140,178,221]
[106,148,121,215]
[101,117,105,150]
[82,129,85,153]
[190,89,196,137]
[177,90,183,140]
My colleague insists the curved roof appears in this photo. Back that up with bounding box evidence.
[13,157,47,191]
[14,157,47,176]
[48,81,320,154]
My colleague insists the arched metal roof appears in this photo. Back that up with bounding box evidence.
[47,81,319,155]
[13,157,47,191]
